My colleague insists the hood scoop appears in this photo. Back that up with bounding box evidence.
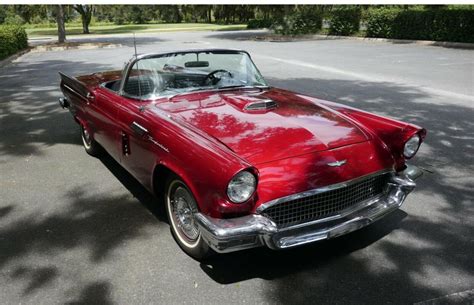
[220,94,279,113]
[244,99,278,111]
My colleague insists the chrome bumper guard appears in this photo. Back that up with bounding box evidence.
[195,165,422,253]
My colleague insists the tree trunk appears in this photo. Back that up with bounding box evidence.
[56,5,66,43]
[82,14,90,34]
[73,5,92,34]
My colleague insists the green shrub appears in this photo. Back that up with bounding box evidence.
[392,9,474,43]
[329,7,361,36]
[366,8,474,43]
[273,7,323,35]
[247,19,273,29]
[365,7,400,38]
[0,25,28,60]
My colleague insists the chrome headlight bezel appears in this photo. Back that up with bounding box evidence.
[227,171,257,204]
[403,134,421,159]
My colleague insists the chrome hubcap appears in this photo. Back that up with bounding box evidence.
[172,186,199,241]
[82,127,92,147]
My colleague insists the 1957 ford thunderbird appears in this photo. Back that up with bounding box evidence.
[59,49,426,259]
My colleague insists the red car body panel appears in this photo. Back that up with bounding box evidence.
[61,69,426,219]
[161,89,371,164]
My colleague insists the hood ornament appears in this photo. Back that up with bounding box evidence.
[327,160,347,167]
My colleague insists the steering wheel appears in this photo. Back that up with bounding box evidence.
[204,69,233,85]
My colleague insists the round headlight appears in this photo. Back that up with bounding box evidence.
[227,171,256,203]
[404,135,421,158]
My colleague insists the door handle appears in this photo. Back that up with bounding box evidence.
[86,92,95,105]
[130,121,148,137]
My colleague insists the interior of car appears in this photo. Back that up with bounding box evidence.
[103,71,225,97]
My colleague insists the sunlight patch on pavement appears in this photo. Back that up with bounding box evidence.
[255,54,474,103]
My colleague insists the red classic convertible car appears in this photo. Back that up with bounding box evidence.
[59,49,426,259]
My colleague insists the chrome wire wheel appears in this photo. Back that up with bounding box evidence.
[167,180,201,248]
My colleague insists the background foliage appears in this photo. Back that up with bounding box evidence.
[329,7,361,36]
[273,6,323,35]
[0,25,28,59]
[0,5,473,44]
[366,7,474,43]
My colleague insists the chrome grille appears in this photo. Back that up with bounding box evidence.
[260,172,391,228]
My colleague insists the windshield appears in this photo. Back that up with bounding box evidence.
[123,50,268,99]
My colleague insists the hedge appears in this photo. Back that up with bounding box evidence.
[0,25,28,60]
[273,8,323,35]
[392,9,474,43]
[366,8,474,43]
[247,19,273,29]
[329,7,361,36]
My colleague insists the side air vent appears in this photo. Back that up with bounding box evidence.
[244,99,278,111]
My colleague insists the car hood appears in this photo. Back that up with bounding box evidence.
[156,88,371,164]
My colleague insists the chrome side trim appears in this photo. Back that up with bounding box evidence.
[62,84,88,102]
[256,169,393,213]
[148,137,169,153]
[327,159,347,167]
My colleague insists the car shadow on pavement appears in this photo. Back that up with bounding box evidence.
[200,209,407,283]
[199,77,473,304]
[202,76,472,305]
[98,152,168,223]
[1,57,473,304]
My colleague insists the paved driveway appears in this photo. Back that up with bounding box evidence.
[0,30,473,305]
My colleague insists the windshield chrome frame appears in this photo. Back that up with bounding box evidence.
[118,49,265,100]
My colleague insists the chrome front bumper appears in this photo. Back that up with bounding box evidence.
[195,165,423,253]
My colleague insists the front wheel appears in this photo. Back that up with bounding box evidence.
[165,176,212,260]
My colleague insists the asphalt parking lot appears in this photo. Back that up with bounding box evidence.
[0,30,473,305]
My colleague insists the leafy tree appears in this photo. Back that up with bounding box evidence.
[181,5,212,23]
[156,5,182,23]
[14,5,35,23]
[0,6,7,23]
[72,5,93,34]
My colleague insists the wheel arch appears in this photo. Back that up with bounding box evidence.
[151,162,203,212]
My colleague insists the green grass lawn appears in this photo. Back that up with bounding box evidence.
[26,23,247,36]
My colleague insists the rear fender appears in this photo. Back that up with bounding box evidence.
[59,72,92,102]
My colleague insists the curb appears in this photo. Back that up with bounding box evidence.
[0,42,123,69]
[0,48,31,68]
[254,33,474,49]
[31,42,122,52]
[312,34,474,49]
